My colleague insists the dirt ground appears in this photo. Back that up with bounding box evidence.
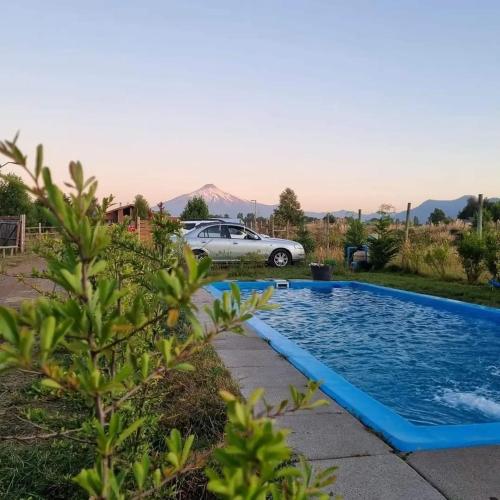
[0,254,50,307]
[0,255,50,434]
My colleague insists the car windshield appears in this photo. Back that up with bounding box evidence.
[244,228,260,240]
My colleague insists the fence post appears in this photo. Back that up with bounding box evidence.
[20,214,26,253]
[38,222,42,237]
[404,202,411,242]
[358,209,362,222]
[477,194,483,238]
[137,217,141,240]
[325,217,330,252]
[271,216,275,238]
[286,221,289,239]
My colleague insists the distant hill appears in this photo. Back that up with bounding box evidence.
[392,196,472,222]
[392,196,499,222]
[157,185,496,222]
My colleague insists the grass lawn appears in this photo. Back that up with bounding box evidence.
[212,263,500,308]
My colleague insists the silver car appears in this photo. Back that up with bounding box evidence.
[183,223,305,267]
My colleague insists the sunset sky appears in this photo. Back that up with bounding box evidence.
[1,1,499,212]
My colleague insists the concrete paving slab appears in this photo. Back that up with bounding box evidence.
[248,384,347,415]
[216,348,286,368]
[407,445,500,500]
[212,327,260,340]
[277,412,391,460]
[311,455,445,500]
[212,334,269,349]
[229,364,310,393]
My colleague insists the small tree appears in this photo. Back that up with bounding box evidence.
[484,231,500,281]
[456,231,486,283]
[490,201,500,227]
[180,196,209,220]
[134,194,150,219]
[458,196,494,222]
[323,213,336,224]
[244,212,256,227]
[428,208,448,225]
[274,188,304,226]
[0,173,33,218]
[368,213,400,270]
[295,224,315,254]
[345,220,367,247]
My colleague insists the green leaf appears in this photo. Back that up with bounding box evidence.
[115,417,145,447]
[35,144,44,178]
[174,362,194,372]
[230,282,241,305]
[69,161,84,191]
[41,378,63,390]
[0,307,19,345]
[40,316,56,353]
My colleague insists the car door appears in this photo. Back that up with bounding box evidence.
[226,225,249,258]
[227,226,266,260]
[196,225,234,261]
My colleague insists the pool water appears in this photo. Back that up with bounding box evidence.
[241,286,500,426]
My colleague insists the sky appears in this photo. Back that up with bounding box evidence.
[1,0,499,212]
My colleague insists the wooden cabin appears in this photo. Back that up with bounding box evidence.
[105,204,136,224]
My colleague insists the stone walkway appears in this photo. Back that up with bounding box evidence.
[194,288,500,500]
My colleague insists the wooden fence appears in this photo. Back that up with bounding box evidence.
[0,215,25,257]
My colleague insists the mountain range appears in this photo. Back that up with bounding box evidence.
[158,184,493,222]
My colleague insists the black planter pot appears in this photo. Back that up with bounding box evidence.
[310,264,332,281]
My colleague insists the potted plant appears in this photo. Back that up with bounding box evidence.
[310,248,333,280]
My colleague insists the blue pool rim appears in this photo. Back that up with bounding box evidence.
[205,280,500,452]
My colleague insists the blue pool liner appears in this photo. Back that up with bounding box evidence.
[206,280,500,452]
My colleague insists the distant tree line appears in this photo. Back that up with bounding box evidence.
[0,173,53,225]
[0,172,152,226]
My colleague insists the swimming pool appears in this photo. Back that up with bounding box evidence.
[207,280,500,452]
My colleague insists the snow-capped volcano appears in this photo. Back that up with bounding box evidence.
[159,184,277,217]
[185,184,243,203]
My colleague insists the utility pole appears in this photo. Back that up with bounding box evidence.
[477,194,483,238]
[358,209,362,222]
[250,199,257,230]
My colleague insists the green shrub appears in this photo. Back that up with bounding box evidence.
[0,138,336,499]
[423,242,452,279]
[484,231,500,280]
[456,231,486,283]
[400,241,423,274]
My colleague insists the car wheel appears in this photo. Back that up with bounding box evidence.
[270,249,291,267]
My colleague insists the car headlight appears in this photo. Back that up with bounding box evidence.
[293,244,304,250]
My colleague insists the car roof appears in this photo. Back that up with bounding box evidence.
[181,218,241,223]
[191,222,251,230]
[199,221,246,226]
